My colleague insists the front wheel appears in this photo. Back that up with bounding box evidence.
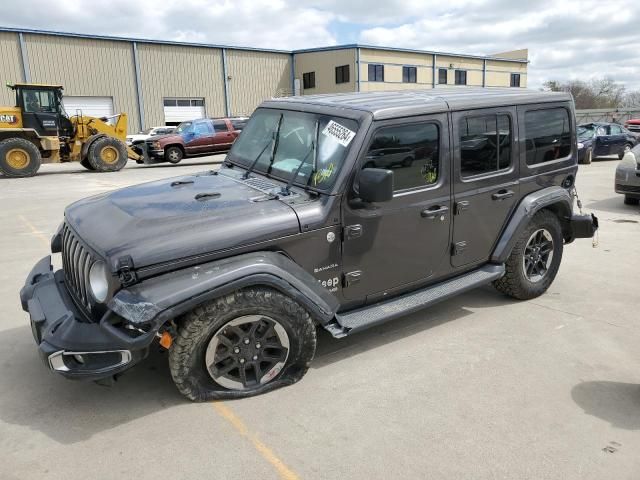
[169,287,317,401]
[165,146,184,164]
[619,143,633,160]
[87,137,128,172]
[493,210,564,300]
[0,137,42,177]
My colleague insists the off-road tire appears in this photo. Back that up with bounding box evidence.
[493,210,564,300]
[80,158,95,171]
[582,148,592,165]
[165,146,184,164]
[624,195,639,205]
[169,287,317,401]
[87,137,128,172]
[0,137,42,177]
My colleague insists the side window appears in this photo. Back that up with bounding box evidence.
[365,123,439,192]
[610,124,623,135]
[194,122,213,136]
[23,90,56,113]
[459,114,512,177]
[212,120,228,133]
[524,108,571,166]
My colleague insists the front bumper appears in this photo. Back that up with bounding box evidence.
[19,256,149,381]
[615,163,640,198]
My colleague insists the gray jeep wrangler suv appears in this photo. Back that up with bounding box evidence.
[20,89,597,400]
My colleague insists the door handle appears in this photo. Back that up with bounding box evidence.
[492,190,514,201]
[421,206,449,219]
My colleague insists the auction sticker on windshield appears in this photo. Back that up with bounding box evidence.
[322,120,356,147]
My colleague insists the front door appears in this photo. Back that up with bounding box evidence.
[451,108,519,268]
[341,115,452,302]
[593,125,611,156]
[185,120,214,154]
[19,88,60,136]
[609,124,627,155]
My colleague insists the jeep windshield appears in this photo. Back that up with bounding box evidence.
[227,108,359,190]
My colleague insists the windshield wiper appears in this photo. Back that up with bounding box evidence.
[281,120,319,196]
[242,113,283,180]
[267,113,284,174]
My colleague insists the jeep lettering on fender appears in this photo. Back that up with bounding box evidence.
[20,89,597,401]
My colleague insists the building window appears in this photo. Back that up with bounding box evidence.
[368,64,384,82]
[163,98,205,107]
[335,65,350,84]
[510,73,521,87]
[459,114,512,177]
[438,68,448,85]
[402,66,417,83]
[303,72,316,90]
[365,122,439,191]
[524,108,571,165]
[455,70,467,85]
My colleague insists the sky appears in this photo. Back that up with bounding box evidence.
[3,0,640,90]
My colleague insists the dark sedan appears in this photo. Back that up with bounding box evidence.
[577,122,639,164]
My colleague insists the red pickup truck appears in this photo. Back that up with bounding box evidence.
[624,118,640,134]
[141,117,248,164]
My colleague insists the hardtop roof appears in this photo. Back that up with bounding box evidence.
[262,88,573,120]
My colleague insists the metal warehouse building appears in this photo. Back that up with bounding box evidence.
[0,27,528,133]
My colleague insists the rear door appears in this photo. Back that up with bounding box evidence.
[341,114,452,302]
[451,107,519,268]
[212,119,235,150]
[609,124,627,154]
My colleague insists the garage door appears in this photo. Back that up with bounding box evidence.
[62,96,114,118]
[163,98,205,125]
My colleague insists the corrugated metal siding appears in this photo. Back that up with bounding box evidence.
[227,50,291,116]
[24,34,141,132]
[137,44,225,126]
[0,32,25,106]
[294,49,356,95]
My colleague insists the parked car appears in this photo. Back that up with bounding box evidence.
[624,118,640,133]
[615,143,640,205]
[125,126,175,146]
[577,122,638,164]
[140,117,248,164]
[20,89,597,400]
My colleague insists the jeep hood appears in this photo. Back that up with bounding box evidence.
[64,172,301,270]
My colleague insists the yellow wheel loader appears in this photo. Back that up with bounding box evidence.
[0,83,144,177]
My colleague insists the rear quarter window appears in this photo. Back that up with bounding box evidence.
[524,107,572,166]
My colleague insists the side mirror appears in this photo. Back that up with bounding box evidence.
[359,168,394,203]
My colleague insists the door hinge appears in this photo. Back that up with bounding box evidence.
[455,201,470,215]
[451,241,467,256]
[344,224,363,240]
[116,255,137,287]
[344,270,363,287]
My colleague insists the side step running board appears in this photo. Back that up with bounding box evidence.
[326,264,505,338]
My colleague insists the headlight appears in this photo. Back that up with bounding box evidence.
[577,142,584,149]
[152,141,161,149]
[619,150,638,169]
[89,260,110,303]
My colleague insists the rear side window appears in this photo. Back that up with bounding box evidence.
[365,123,439,192]
[525,108,571,165]
[194,122,213,135]
[231,119,247,130]
[459,114,512,178]
[212,120,228,133]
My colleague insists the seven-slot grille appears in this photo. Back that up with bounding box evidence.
[61,223,96,311]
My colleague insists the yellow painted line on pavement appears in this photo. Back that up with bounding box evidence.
[18,215,50,248]
[213,402,299,480]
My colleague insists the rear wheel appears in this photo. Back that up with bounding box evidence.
[493,210,564,300]
[165,146,183,164]
[169,287,316,401]
[87,137,128,172]
[0,137,42,177]
[624,195,639,205]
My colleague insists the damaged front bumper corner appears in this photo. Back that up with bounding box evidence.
[20,256,151,381]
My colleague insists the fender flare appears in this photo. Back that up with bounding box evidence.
[491,186,573,264]
[80,133,107,160]
[105,252,340,336]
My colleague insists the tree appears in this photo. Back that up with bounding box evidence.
[542,77,627,109]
